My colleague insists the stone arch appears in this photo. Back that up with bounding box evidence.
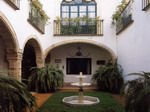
[22,36,44,84]
[0,12,20,52]
[44,39,117,63]
[23,35,44,68]
[0,12,21,80]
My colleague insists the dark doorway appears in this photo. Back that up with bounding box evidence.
[22,44,37,84]
[66,58,91,75]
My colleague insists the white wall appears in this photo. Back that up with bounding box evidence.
[117,0,150,79]
[0,0,122,82]
[0,0,119,54]
[1,0,150,82]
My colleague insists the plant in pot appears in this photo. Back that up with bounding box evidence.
[92,60,124,93]
[0,75,37,112]
[28,65,64,93]
[125,72,150,112]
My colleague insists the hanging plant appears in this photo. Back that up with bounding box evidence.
[32,0,42,10]
[111,0,128,26]
[39,10,50,21]
[55,16,61,24]
[31,0,49,22]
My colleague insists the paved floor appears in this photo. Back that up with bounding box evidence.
[33,93,52,107]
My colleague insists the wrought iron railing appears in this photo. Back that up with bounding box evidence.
[7,0,20,9]
[54,19,103,36]
[28,12,45,34]
[116,1,133,35]
[142,0,150,10]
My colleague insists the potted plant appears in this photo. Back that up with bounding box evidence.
[0,75,37,112]
[28,65,64,93]
[125,72,150,112]
[92,61,124,93]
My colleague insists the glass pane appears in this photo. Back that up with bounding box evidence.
[62,13,69,18]
[71,6,77,12]
[88,12,95,18]
[62,6,69,12]
[74,0,82,4]
[71,13,78,18]
[88,6,95,11]
[79,6,86,12]
[79,12,86,17]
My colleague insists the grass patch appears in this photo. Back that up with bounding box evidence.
[37,91,124,112]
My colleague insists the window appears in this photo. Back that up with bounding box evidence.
[54,0,103,36]
[61,0,97,19]
[66,58,91,75]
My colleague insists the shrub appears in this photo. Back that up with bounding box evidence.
[0,75,37,112]
[92,61,124,93]
[28,65,64,93]
[125,72,150,112]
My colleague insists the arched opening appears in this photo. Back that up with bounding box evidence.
[44,40,116,83]
[22,38,43,84]
[22,44,37,84]
[0,13,21,79]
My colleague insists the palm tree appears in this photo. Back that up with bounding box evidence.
[92,61,124,93]
[0,75,37,112]
[28,65,64,93]
[125,72,150,112]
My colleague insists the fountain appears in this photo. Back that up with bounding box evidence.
[62,72,100,106]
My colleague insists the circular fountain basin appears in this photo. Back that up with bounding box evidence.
[62,96,100,106]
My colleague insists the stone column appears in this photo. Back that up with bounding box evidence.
[36,58,44,68]
[7,50,23,81]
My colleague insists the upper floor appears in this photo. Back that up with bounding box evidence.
[0,0,150,51]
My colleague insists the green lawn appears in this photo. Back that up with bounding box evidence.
[37,91,124,112]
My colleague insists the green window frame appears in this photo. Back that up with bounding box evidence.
[61,0,97,19]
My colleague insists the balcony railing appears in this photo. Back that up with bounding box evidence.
[116,1,133,35]
[142,0,150,10]
[5,0,20,10]
[54,18,103,36]
[28,12,45,34]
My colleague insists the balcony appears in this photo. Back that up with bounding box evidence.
[5,0,20,10]
[142,0,150,11]
[28,12,45,34]
[28,1,49,34]
[116,1,133,35]
[54,18,103,36]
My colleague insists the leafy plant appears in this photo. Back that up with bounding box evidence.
[125,72,150,112]
[0,75,37,112]
[92,61,124,93]
[31,0,49,22]
[112,0,128,26]
[60,16,99,35]
[28,65,64,93]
